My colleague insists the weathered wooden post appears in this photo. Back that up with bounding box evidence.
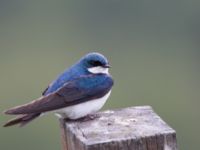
[59,106,178,150]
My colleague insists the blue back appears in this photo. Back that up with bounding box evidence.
[44,64,88,95]
[43,52,109,96]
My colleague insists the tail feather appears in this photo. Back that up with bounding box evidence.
[3,113,40,127]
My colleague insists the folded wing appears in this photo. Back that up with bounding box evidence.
[4,74,113,115]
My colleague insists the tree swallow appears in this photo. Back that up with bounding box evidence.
[3,52,114,127]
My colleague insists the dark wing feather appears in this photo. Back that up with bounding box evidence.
[42,85,49,96]
[4,74,113,115]
[4,93,66,114]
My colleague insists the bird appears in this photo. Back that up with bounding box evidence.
[3,52,114,127]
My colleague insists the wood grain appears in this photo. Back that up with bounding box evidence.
[59,106,178,150]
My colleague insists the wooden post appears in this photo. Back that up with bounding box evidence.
[59,106,178,150]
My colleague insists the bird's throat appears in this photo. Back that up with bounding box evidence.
[88,66,109,74]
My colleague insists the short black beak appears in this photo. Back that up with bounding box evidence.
[104,64,111,68]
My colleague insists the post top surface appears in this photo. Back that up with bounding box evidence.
[64,106,175,145]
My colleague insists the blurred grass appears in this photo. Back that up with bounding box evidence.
[1,1,200,150]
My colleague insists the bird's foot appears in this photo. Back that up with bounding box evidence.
[78,114,100,122]
[87,114,100,120]
[63,114,100,122]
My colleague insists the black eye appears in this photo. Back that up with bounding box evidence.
[89,60,103,66]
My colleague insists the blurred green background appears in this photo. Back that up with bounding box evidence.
[0,0,200,150]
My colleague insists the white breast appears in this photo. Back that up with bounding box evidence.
[55,90,111,119]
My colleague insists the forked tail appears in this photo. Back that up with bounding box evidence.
[3,113,41,127]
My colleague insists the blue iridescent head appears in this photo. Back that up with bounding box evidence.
[79,52,110,74]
